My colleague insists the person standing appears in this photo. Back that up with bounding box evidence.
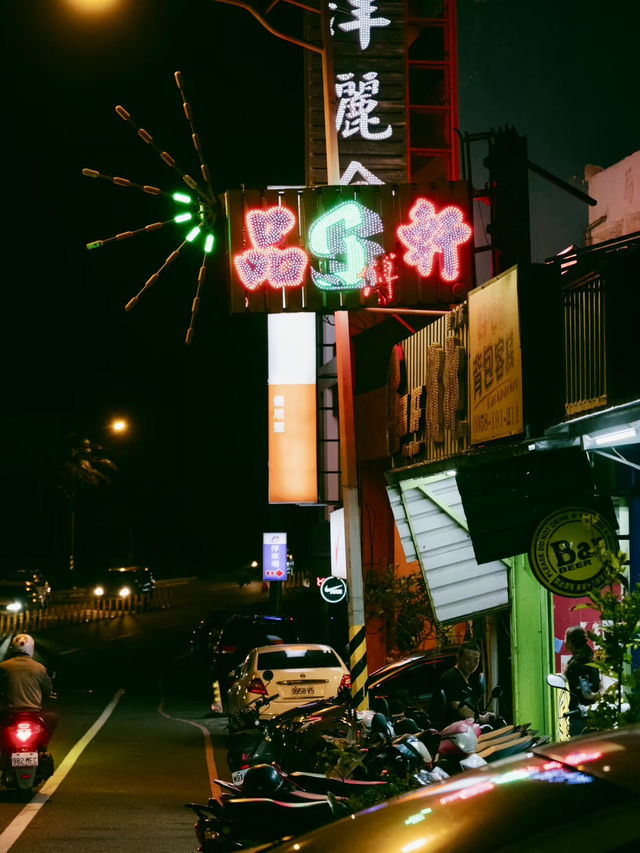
[564,625,602,736]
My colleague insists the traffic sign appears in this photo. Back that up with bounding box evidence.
[320,576,347,604]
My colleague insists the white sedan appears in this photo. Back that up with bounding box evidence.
[227,643,351,718]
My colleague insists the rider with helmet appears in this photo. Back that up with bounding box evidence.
[0,634,57,734]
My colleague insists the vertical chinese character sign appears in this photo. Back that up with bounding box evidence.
[305,0,406,186]
[263,532,289,581]
[468,266,524,443]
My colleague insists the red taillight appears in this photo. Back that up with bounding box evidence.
[8,721,42,749]
[247,678,267,695]
[221,645,238,654]
[340,673,352,690]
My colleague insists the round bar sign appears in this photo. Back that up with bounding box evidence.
[320,576,347,604]
[529,506,619,597]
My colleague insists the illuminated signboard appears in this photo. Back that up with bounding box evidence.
[305,0,407,186]
[226,182,473,313]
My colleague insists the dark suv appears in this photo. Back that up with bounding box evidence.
[212,613,300,693]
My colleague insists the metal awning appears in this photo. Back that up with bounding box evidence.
[387,472,510,625]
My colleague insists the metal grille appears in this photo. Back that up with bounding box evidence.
[562,274,607,416]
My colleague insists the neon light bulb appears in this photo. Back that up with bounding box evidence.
[204,233,214,253]
[174,212,192,223]
[245,206,297,249]
[397,198,472,283]
[186,226,200,242]
[172,192,192,204]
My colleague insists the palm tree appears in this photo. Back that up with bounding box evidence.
[61,438,117,573]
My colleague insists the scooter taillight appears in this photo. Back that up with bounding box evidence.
[8,720,44,749]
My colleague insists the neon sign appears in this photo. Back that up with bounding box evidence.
[308,200,384,291]
[397,199,472,283]
[229,190,473,305]
[234,205,308,291]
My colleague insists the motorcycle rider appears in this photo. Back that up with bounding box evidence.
[0,634,57,737]
[433,641,497,729]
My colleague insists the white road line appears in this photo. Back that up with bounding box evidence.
[157,701,222,800]
[58,648,81,656]
[0,688,125,853]
[110,633,135,641]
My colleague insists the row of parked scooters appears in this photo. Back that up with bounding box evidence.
[186,684,550,852]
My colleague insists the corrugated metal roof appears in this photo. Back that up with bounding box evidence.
[387,473,510,625]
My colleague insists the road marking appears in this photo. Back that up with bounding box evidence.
[110,632,135,641]
[157,701,222,800]
[0,688,125,853]
[58,648,81,656]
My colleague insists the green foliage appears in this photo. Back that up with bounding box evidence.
[364,564,443,652]
[316,732,420,814]
[577,514,640,730]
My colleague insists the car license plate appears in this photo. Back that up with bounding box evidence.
[232,768,248,785]
[290,685,316,697]
[11,752,38,767]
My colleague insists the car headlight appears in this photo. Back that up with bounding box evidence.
[119,586,132,598]
[7,602,23,612]
[94,586,105,597]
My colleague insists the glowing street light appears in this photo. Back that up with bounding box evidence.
[110,418,129,434]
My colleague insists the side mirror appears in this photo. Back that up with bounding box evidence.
[262,670,274,683]
[547,674,567,690]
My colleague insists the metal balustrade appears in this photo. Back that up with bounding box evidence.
[0,588,174,635]
[562,273,608,417]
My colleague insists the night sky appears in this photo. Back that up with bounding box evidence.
[1,0,638,580]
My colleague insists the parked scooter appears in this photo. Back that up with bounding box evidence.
[0,708,54,795]
[186,763,369,852]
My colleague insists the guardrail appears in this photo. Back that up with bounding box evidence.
[0,587,174,635]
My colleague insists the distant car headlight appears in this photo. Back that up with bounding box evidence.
[7,602,23,612]
[119,586,132,598]
[93,586,105,597]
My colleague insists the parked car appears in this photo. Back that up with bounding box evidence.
[227,643,351,718]
[91,566,155,599]
[0,569,51,612]
[212,613,300,693]
[190,609,232,659]
[367,648,471,720]
[250,723,640,853]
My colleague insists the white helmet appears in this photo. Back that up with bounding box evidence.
[12,634,34,657]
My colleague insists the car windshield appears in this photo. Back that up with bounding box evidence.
[257,649,340,670]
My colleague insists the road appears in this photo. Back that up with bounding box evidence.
[0,578,266,853]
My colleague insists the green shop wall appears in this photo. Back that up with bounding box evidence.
[509,554,557,736]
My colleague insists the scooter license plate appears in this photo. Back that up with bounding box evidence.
[11,752,38,767]
[232,768,248,785]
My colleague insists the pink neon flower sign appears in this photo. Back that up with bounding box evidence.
[234,205,309,291]
[397,198,472,283]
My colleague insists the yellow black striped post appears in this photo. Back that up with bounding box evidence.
[348,624,368,710]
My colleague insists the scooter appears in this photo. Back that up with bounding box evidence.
[186,763,360,852]
[0,709,54,795]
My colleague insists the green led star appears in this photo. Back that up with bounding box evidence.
[83,71,218,344]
